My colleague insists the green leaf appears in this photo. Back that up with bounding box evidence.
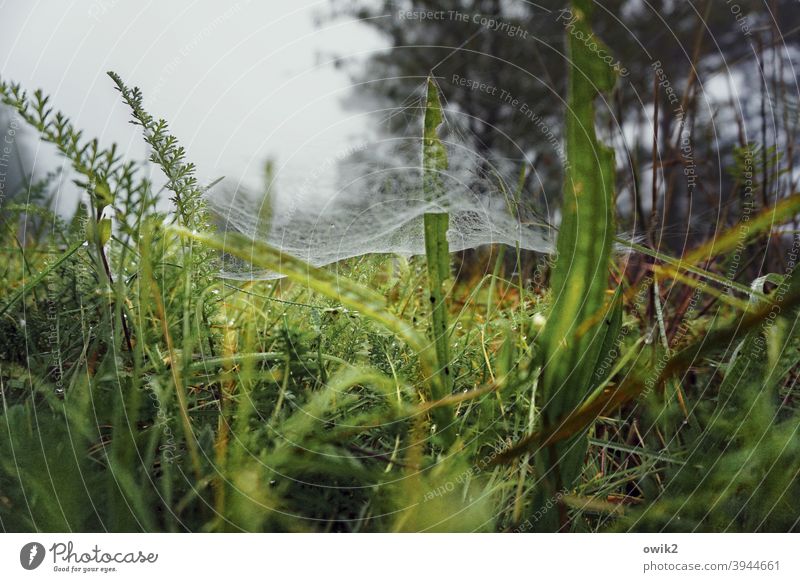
[423,76,449,202]
[97,217,112,246]
[540,0,617,422]
[422,76,455,444]
[94,178,114,209]
[527,0,619,529]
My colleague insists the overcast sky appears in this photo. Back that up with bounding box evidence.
[0,0,386,210]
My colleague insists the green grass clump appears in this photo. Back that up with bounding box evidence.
[1,1,800,532]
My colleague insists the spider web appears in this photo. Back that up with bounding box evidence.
[205,81,557,279]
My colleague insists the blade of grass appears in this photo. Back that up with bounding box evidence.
[491,272,800,465]
[623,239,768,300]
[0,239,84,317]
[684,191,800,265]
[530,0,618,529]
[141,226,203,481]
[171,227,445,411]
[422,75,455,444]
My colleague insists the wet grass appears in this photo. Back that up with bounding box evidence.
[1,1,800,532]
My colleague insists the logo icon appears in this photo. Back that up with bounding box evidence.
[20,542,46,570]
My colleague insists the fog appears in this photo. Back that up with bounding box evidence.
[0,0,386,211]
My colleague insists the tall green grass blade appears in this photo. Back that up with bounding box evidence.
[421,76,455,442]
[528,0,618,529]
[423,213,451,395]
[540,0,617,424]
[623,239,766,300]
